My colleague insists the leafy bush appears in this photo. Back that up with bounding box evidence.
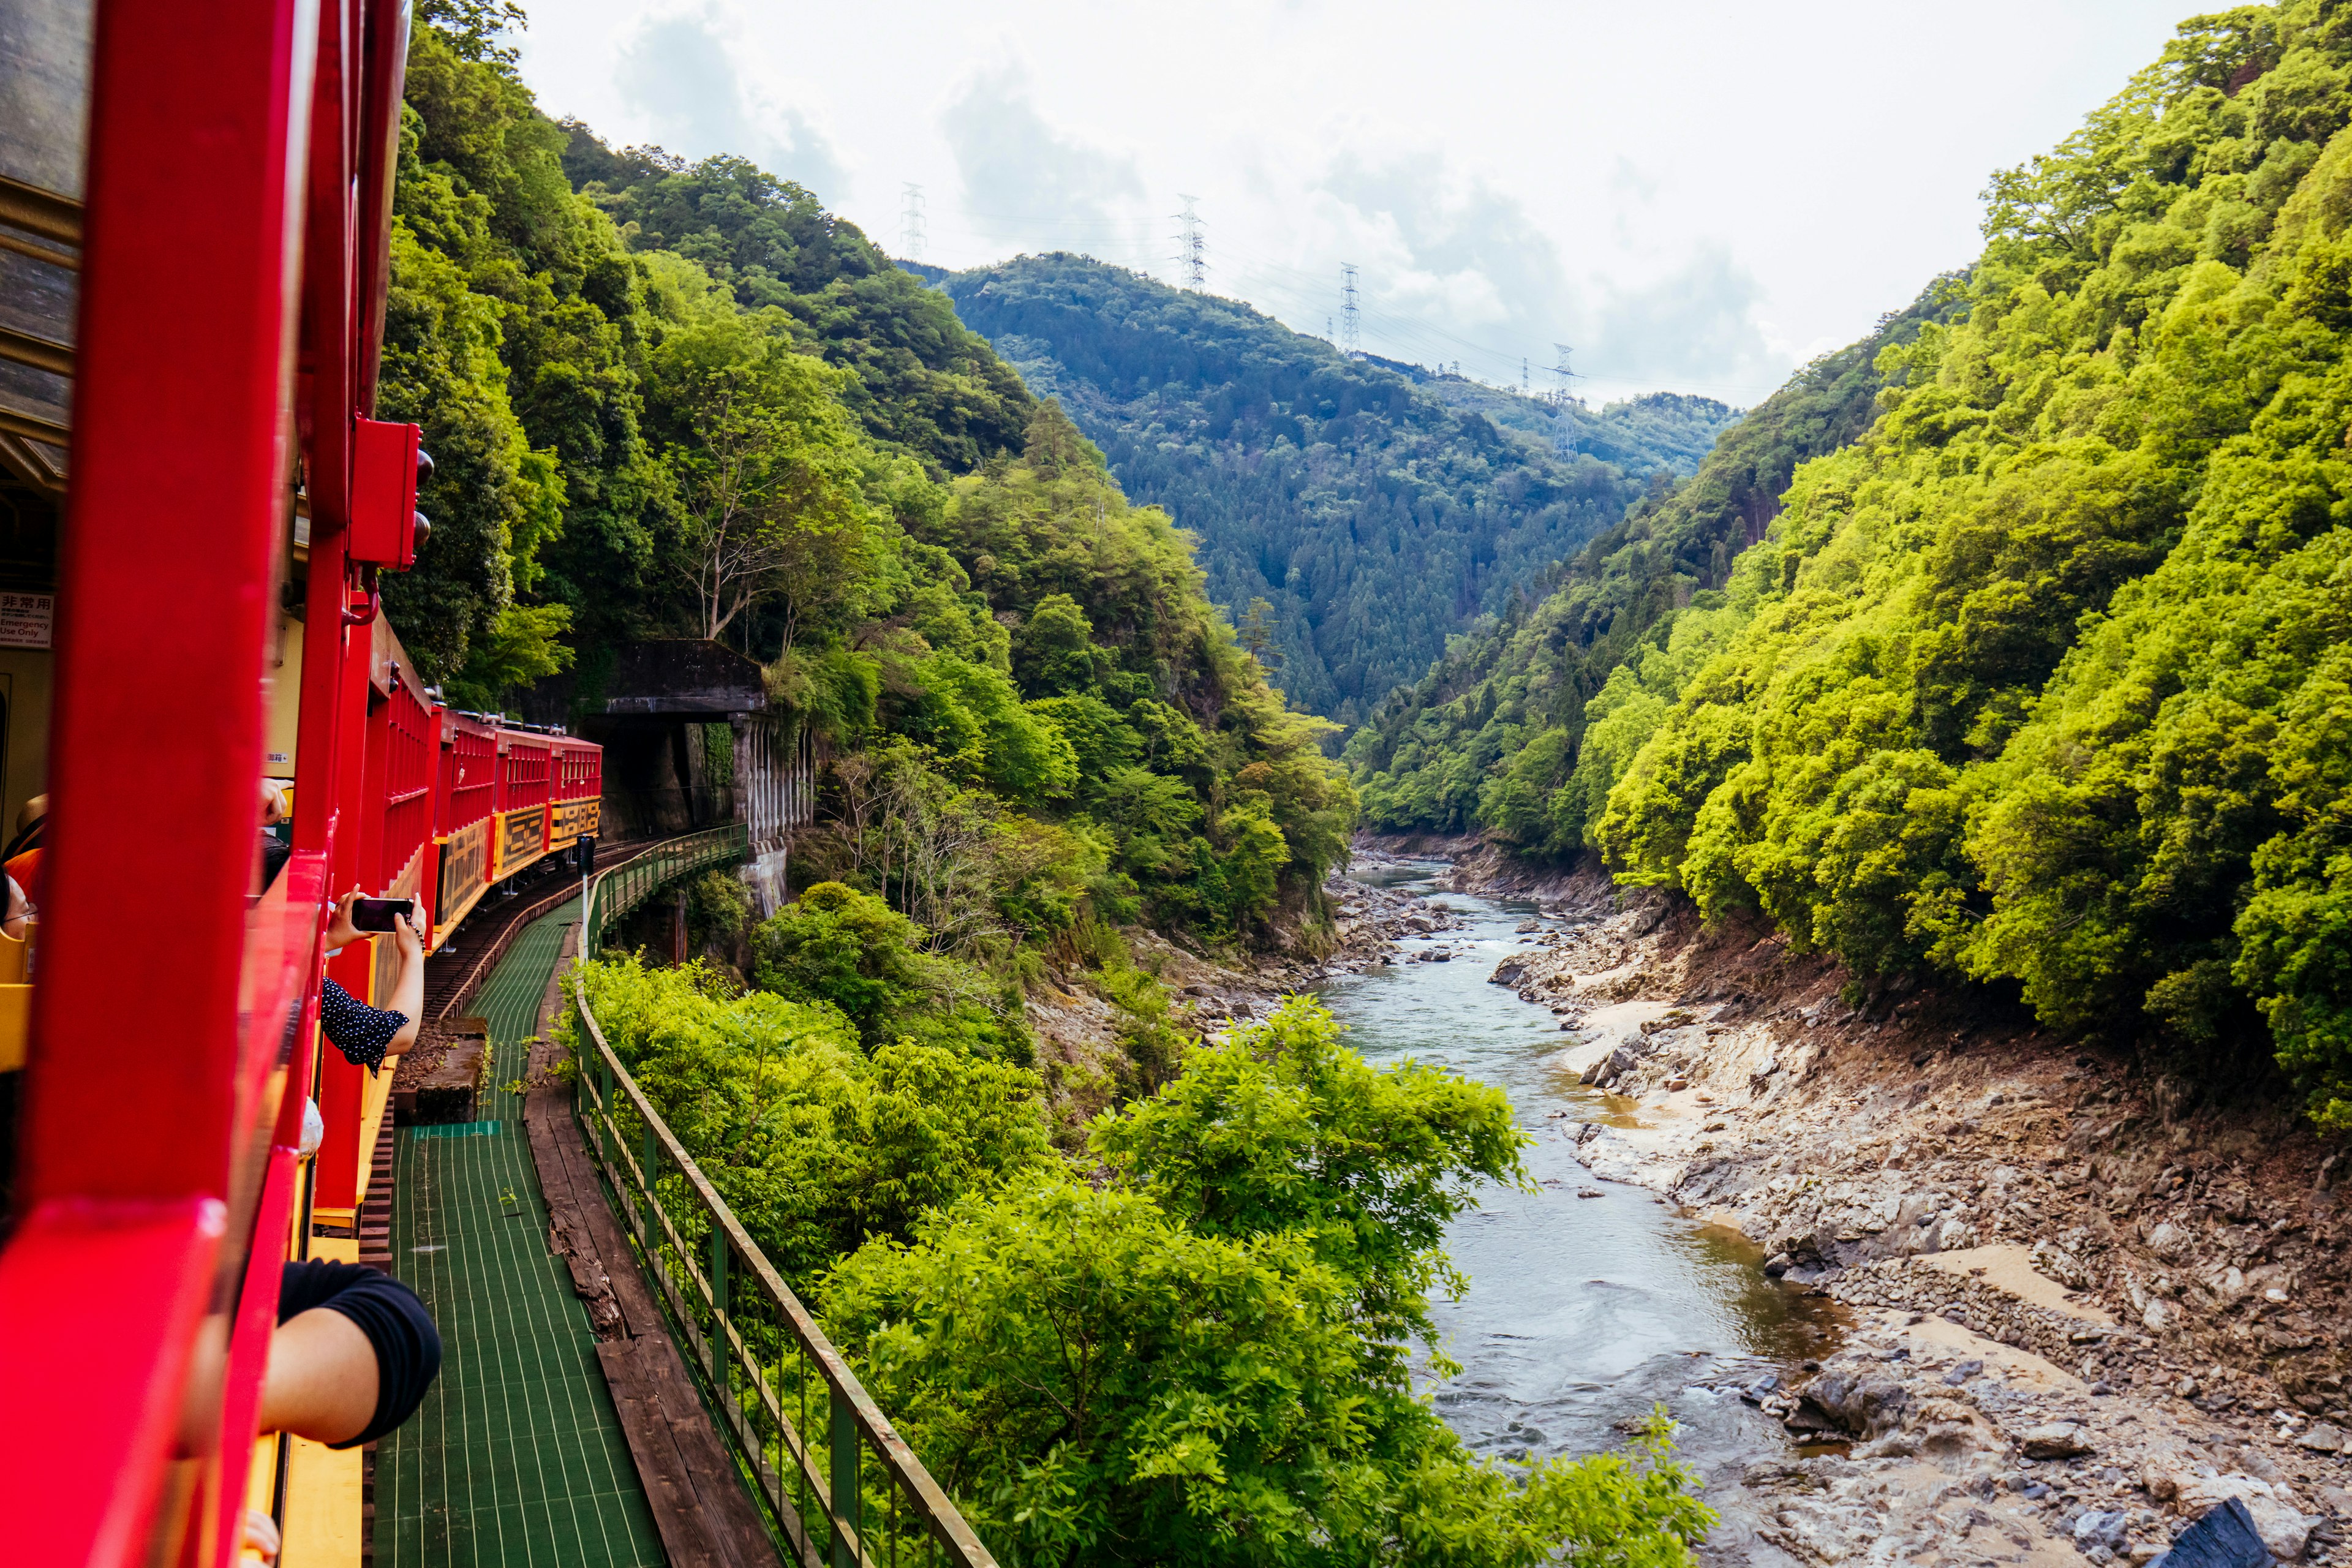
[752,881,1028,1061]
[565,955,1050,1290]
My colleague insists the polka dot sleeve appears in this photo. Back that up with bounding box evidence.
[321,977,407,1074]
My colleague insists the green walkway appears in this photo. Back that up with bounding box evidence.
[377,899,666,1568]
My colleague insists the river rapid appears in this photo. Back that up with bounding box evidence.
[1319,861,1843,1525]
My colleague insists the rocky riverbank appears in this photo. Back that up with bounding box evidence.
[1419,848,2352,1566]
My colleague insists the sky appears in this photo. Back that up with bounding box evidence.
[512,0,2196,408]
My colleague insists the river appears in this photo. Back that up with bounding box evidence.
[1320,861,1844,1522]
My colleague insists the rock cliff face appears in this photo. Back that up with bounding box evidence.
[1408,851,2351,1563]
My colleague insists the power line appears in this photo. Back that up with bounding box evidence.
[899,183,926,262]
[1170,195,1207,290]
[1340,263,1360,358]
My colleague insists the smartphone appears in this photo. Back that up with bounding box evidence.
[351,896,416,933]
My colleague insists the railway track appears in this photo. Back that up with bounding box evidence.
[420,838,654,1022]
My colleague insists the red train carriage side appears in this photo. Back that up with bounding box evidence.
[491,727,553,883]
[0,1,602,1559]
[0,0,424,1559]
[545,734,602,858]
[433,710,500,943]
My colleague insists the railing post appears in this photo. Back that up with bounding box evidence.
[830,1392,859,1568]
[710,1226,729,1396]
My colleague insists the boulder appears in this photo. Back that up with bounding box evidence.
[2293,1422,2347,1455]
[2173,1478,2313,1562]
[2150,1496,2272,1567]
[1489,957,1529,988]
[1794,1370,1909,1438]
[2021,1421,2095,1459]
[2074,1510,2130,1554]
[1581,1045,1640,1086]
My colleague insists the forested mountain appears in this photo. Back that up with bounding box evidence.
[942,255,1738,720]
[1345,284,1956,843]
[1359,0,2352,1131]
[383,9,1347,952]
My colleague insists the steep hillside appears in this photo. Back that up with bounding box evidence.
[561,131,1035,475]
[1373,0,2352,1129]
[944,255,1735,721]
[1344,284,1954,846]
[383,13,1349,954]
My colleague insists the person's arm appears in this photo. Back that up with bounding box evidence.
[258,1308,379,1446]
[384,911,423,1057]
[4,875,24,941]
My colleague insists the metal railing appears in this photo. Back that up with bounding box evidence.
[581,823,749,954]
[570,831,996,1568]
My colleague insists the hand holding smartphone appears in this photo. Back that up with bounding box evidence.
[350,897,416,933]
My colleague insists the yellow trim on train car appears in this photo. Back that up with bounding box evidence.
[491,805,546,883]
[545,796,598,854]
[275,1228,366,1568]
[434,816,491,941]
[0,984,26,1072]
[0,923,30,1071]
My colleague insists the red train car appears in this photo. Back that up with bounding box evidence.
[434,709,500,940]
[547,734,603,859]
[0,2,600,1561]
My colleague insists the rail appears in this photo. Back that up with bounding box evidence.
[580,823,749,954]
[569,829,996,1568]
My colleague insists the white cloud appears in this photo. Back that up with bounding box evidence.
[939,65,1144,249]
[515,0,2198,403]
[612,9,846,198]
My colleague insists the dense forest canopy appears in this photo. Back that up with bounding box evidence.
[1344,285,1958,848]
[943,255,1738,721]
[1355,0,2352,1133]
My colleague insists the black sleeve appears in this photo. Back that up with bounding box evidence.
[320,977,408,1074]
[278,1260,443,1449]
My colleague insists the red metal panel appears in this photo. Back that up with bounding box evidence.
[503,734,552,810]
[0,0,325,1547]
[349,417,419,567]
[379,674,435,896]
[0,1200,227,1567]
[442,712,498,831]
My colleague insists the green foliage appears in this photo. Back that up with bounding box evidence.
[1090,997,1526,1349]
[824,998,1711,1567]
[1344,284,1956,850]
[946,255,1738,718]
[1373,0,2352,1123]
[564,956,1051,1291]
[637,299,879,644]
[752,881,1027,1060]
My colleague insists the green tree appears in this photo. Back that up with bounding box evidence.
[641,306,875,648]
